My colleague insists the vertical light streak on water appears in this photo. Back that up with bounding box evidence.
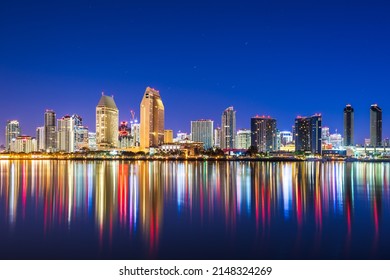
[187,161,193,214]
[176,162,185,212]
[22,161,27,220]
[282,163,292,219]
[87,163,93,216]
[96,162,105,245]
[236,163,242,215]
[336,163,345,214]
[67,162,74,226]
[129,163,139,232]
[9,162,16,226]
[246,164,251,215]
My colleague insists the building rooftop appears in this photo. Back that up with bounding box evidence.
[97,94,118,110]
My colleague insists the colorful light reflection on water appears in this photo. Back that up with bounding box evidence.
[0,160,389,259]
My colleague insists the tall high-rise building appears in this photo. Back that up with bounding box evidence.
[344,104,354,146]
[370,104,382,148]
[36,126,45,151]
[5,120,21,151]
[96,93,119,149]
[295,114,322,154]
[140,87,164,148]
[236,129,251,149]
[250,116,277,152]
[44,110,56,152]
[57,115,74,153]
[221,107,236,149]
[191,120,214,149]
[214,127,222,148]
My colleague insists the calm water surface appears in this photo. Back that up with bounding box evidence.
[0,160,389,259]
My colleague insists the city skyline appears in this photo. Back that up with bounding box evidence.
[2,95,389,149]
[1,1,390,145]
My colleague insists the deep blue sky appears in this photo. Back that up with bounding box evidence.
[1,0,389,145]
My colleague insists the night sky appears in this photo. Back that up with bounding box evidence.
[1,0,389,145]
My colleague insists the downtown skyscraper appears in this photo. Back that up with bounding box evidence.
[295,114,322,155]
[343,104,354,146]
[96,93,119,149]
[5,120,21,151]
[370,104,382,147]
[140,87,164,148]
[57,115,74,153]
[221,106,236,149]
[44,109,56,152]
[250,116,277,152]
[191,120,214,149]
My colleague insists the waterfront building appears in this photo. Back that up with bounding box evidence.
[344,104,354,146]
[74,124,89,151]
[10,136,37,153]
[295,114,322,155]
[322,127,330,145]
[57,115,74,153]
[251,115,277,152]
[384,138,390,147]
[96,93,119,149]
[174,131,189,142]
[131,121,140,147]
[5,120,21,151]
[214,127,222,148]
[191,120,214,149]
[140,87,164,148]
[370,104,382,147]
[329,132,343,149]
[88,132,97,150]
[36,126,45,151]
[236,129,251,149]
[164,129,173,143]
[279,131,293,146]
[44,109,57,152]
[221,107,236,149]
[118,121,132,148]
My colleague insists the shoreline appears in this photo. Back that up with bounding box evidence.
[0,154,390,162]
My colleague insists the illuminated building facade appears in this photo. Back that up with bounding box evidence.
[221,107,236,149]
[164,129,173,143]
[5,120,21,152]
[250,116,277,152]
[344,104,354,146]
[96,93,119,149]
[140,87,165,148]
[370,104,382,147]
[131,122,140,147]
[119,121,132,148]
[44,109,57,152]
[236,129,251,149]
[191,120,214,149]
[214,127,222,148]
[279,131,293,146]
[36,126,45,151]
[10,136,37,153]
[57,115,74,153]
[295,114,322,154]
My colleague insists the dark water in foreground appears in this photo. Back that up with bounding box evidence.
[0,160,389,259]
